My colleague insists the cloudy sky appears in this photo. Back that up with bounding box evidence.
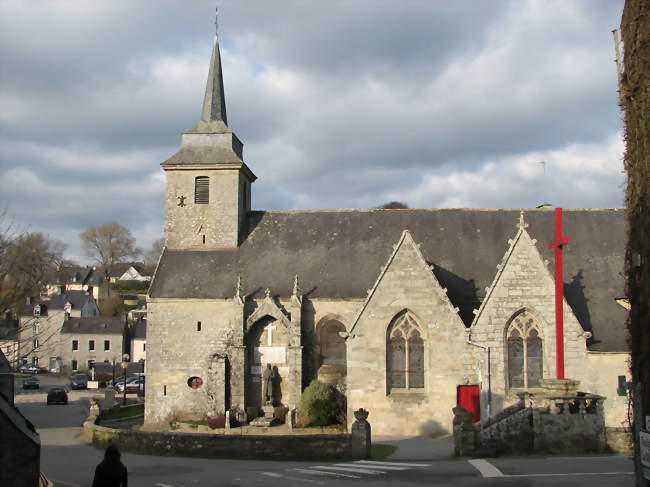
[0,0,625,262]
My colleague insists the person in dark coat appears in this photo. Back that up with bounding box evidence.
[92,444,128,487]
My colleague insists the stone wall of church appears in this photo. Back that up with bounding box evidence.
[300,299,363,388]
[577,352,631,428]
[345,237,475,436]
[469,228,618,424]
[145,299,244,427]
[164,169,243,250]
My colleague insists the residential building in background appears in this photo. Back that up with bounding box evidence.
[59,316,125,374]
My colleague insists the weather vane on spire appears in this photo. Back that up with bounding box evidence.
[214,5,219,39]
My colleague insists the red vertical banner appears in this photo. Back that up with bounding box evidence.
[548,208,569,379]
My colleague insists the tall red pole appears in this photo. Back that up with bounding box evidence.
[548,207,569,379]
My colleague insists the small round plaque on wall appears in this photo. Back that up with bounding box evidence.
[187,376,203,389]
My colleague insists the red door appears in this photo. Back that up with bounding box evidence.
[457,385,480,423]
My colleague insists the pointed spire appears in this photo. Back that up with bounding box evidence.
[200,5,228,125]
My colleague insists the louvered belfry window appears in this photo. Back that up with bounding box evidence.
[194,176,209,204]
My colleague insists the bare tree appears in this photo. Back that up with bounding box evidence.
[144,237,165,269]
[80,221,141,288]
[0,213,70,368]
[0,229,67,316]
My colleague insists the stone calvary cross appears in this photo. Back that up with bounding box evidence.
[548,207,570,380]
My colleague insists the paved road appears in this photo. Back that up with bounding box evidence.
[12,376,636,487]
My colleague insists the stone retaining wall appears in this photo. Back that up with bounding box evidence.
[605,427,634,454]
[83,406,371,460]
[454,390,608,456]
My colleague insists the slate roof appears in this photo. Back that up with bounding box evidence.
[101,262,147,278]
[21,291,93,316]
[150,208,627,352]
[58,266,94,285]
[61,316,124,335]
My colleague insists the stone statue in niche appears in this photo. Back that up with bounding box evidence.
[262,363,282,405]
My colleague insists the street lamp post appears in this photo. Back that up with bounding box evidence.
[112,356,117,385]
[121,353,130,405]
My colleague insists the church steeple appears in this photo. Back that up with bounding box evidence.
[200,25,228,125]
[161,7,256,251]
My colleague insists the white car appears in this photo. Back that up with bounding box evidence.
[116,377,144,393]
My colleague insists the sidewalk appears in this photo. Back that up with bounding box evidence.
[374,434,454,461]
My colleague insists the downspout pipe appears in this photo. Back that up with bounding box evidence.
[466,334,491,419]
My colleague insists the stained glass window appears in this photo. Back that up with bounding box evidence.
[388,311,425,391]
[507,311,544,389]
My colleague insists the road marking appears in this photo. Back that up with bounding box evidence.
[292,468,361,479]
[156,483,176,487]
[334,462,408,470]
[284,476,324,485]
[261,472,283,477]
[509,472,634,478]
[312,465,384,474]
[468,459,504,478]
[355,460,431,467]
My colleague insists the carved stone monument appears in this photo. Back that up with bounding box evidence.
[251,364,279,426]
[104,386,116,410]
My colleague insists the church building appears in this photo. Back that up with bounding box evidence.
[145,26,629,436]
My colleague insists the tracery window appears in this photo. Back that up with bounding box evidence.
[388,311,425,391]
[194,176,209,204]
[507,311,544,388]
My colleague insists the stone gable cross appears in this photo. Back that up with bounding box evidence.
[264,323,276,346]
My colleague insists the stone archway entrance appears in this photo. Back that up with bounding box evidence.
[245,316,289,409]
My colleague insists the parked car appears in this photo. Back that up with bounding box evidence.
[46,387,68,405]
[107,375,127,387]
[116,377,144,393]
[22,376,39,390]
[70,373,89,390]
[18,364,41,374]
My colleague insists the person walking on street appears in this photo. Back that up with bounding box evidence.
[92,444,128,487]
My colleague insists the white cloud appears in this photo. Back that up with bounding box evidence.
[397,134,624,209]
[0,0,626,263]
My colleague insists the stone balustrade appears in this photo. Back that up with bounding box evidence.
[454,381,608,456]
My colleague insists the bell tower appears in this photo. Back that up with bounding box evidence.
[162,17,256,250]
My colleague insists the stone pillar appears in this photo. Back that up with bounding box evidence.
[288,346,303,406]
[230,345,246,411]
[207,355,227,416]
[452,406,475,457]
[288,290,304,405]
[351,408,371,460]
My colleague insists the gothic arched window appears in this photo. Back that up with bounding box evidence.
[388,311,425,392]
[194,176,209,204]
[507,311,544,389]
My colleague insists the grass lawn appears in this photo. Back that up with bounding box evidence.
[370,444,398,460]
[101,404,144,421]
